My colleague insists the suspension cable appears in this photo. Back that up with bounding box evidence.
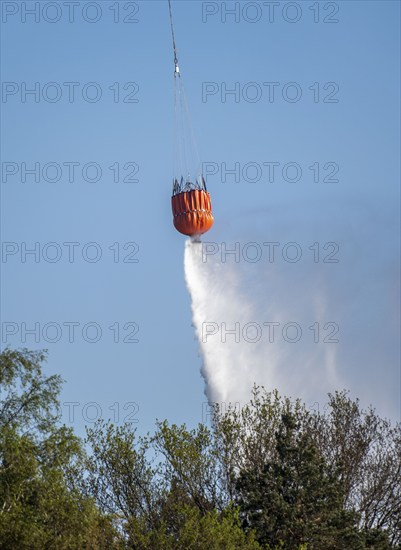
[168,0,180,77]
[169,0,203,194]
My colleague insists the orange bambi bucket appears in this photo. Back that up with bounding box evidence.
[171,190,214,237]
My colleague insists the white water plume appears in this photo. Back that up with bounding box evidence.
[184,239,340,407]
[184,199,399,419]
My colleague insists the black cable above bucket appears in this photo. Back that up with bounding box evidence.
[168,0,204,196]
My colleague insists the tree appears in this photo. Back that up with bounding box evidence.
[214,386,399,548]
[153,420,228,513]
[0,348,114,549]
[235,411,365,549]
[84,419,260,549]
[83,420,162,534]
[313,391,401,547]
[124,504,261,549]
[2,350,399,548]
[0,348,62,434]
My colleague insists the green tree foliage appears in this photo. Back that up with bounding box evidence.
[124,504,261,549]
[0,348,113,549]
[83,420,261,548]
[235,411,365,549]
[0,347,61,434]
[83,420,162,533]
[313,391,401,547]
[215,387,400,549]
[153,420,228,513]
[1,349,400,549]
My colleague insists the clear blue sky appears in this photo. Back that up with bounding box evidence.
[1,0,400,435]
